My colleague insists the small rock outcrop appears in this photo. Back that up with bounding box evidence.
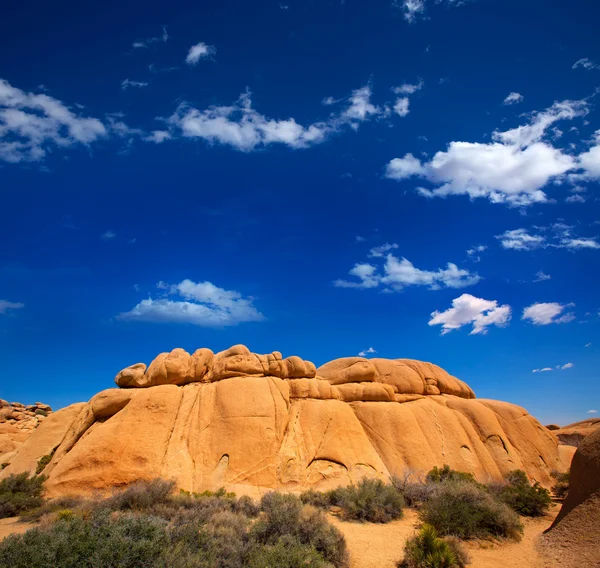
[0,346,568,498]
[550,418,600,447]
[0,400,52,468]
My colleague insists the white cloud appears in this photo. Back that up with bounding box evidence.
[466,244,487,259]
[503,92,524,105]
[393,97,410,117]
[585,342,592,347]
[368,243,399,257]
[118,279,264,327]
[565,194,586,203]
[588,409,598,414]
[429,293,511,335]
[522,302,575,325]
[398,0,469,23]
[133,27,168,49]
[101,230,116,241]
[168,85,388,152]
[496,228,546,251]
[496,225,600,251]
[0,300,24,314]
[144,130,171,144]
[559,362,574,370]
[358,347,377,357]
[392,80,424,95]
[385,99,588,206]
[576,138,600,180]
[532,367,553,373]
[355,236,366,242]
[121,79,148,90]
[534,271,551,282]
[185,42,216,65]
[0,79,107,163]
[335,251,480,291]
[572,58,598,71]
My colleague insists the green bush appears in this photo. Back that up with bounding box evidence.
[329,478,404,523]
[247,535,330,568]
[254,492,349,568]
[34,409,47,417]
[551,471,569,500]
[35,452,54,475]
[299,489,332,509]
[0,482,349,568]
[0,473,46,518]
[495,470,551,517]
[400,524,470,568]
[426,465,477,485]
[104,478,175,511]
[420,481,523,540]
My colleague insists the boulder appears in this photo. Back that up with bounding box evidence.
[1,345,567,497]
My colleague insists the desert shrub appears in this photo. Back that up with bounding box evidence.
[392,473,437,508]
[1,463,8,470]
[551,471,569,499]
[329,478,404,523]
[421,481,523,540]
[254,492,349,568]
[0,473,46,518]
[35,452,54,475]
[247,535,330,568]
[103,478,175,511]
[20,495,85,522]
[495,470,551,517]
[400,524,470,568]
[34,409,47,417]
[299,489,332,509]
[426,465,477,485]
[0,511,170,568]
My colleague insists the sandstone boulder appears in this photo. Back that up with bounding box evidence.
[1,346,567,498]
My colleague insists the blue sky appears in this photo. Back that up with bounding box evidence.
[1,0,599,425]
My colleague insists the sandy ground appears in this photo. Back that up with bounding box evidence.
[0,517,36,541]
[330,505,561,568]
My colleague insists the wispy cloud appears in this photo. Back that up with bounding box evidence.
[101,230,116,241]
[118,279,264,327]
[335,248,480,291]
[522,302,575,325]
[533,271,551,282]
[0,300,24,314]
[572,58,598,71]
[496,224,600,251]
[503,92,524,105]
[121,79,149,90]
[133,27,169,49]
[358,347,377,357]
[185,42,216,65]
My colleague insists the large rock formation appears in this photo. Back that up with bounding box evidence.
[0,346,568,497]
[542,428,600,568]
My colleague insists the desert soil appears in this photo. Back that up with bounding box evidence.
[329,504,561,568]
[0,517,36,541]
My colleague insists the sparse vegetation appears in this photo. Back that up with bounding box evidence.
[551,470,570,500]
[329,478,404,523]
[420,480,523,540]
[494,470,552,517]
[0,473,46,518]
[35,451,54,475]
[399,524,470,568]
[0,479,349,568]
[426,465,478,486]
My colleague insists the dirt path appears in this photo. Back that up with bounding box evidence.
[330,506,560,568]
[0,517,37,541]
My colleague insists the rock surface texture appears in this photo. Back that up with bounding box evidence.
[549,417,600,448]
[0,400,52,467]
[542,428,600,568]
[0,346,567,497]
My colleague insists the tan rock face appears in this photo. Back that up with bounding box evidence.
[1,347,566,496]
[0,399,54,467]
[550,418,600,447]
